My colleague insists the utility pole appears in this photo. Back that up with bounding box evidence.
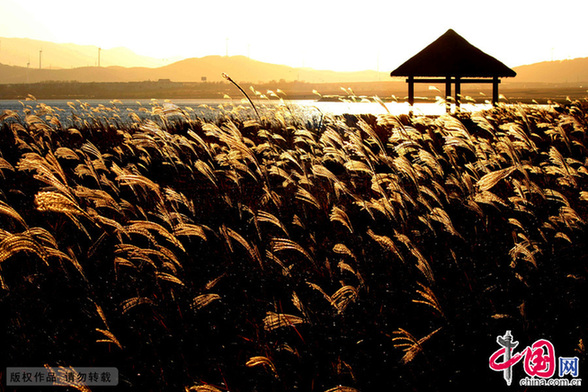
[98,47,101,67]
[39,50,42,69]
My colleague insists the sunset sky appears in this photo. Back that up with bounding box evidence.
[1,0,587,72]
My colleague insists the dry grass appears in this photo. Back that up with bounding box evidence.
[0,97,587,390]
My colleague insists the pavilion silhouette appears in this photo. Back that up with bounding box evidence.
[390,29,516,112]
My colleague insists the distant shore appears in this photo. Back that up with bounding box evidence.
[0,80,586,104]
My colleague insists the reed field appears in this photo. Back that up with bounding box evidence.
[0,95,587,391]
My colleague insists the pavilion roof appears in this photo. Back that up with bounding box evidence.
[390,29,516,78]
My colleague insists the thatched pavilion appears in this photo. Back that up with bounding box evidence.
[390,29,516,111]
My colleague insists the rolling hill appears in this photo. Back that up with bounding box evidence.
[1,36,587,85]
[511,57,588,84]
[0,37,166,69]
[0,55,387,84]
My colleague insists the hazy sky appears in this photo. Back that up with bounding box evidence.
[1,0,587,71]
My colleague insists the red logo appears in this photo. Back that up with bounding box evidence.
[489,331,556,385]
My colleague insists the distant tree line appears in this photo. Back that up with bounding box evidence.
[0,80,583,103]
[0,80,408,101]
[0,81,234,100]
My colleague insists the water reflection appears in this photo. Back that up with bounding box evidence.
[0,98,499,119]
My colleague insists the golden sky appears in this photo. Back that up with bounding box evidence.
[1,0,587,71]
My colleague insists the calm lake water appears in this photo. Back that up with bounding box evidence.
[0,98,492,121]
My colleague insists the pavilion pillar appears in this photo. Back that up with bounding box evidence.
[445,76,452,113]
[407,76,415,116]
[454,77,461,111]
[492,76,499,106]
[408,76,415,106]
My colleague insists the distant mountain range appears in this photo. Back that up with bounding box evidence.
[0,37,166,69]
[0,55,386,84]
[1,36,587,85]
[511,58,588,84]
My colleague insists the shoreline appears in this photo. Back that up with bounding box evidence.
[0,80,586,104]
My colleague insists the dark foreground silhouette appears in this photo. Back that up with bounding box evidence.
[1,100,586,391]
